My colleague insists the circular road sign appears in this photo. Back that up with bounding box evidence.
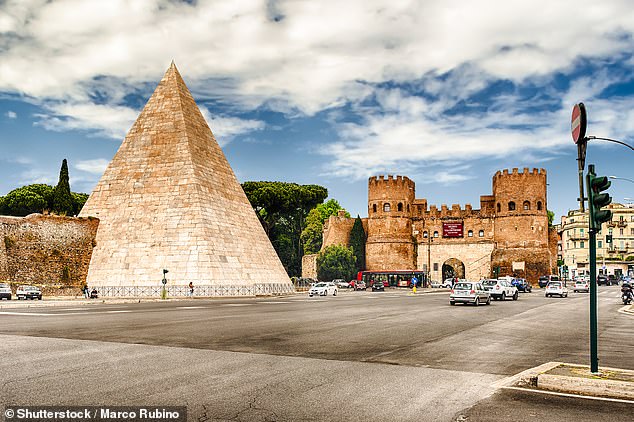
[571,103,587,144]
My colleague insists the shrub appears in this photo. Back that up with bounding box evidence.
[316,245,356,282]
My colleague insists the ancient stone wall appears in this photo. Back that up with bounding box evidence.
[417,242,494,281]
[301,254,318,279]
[491,248,552,284]
[0,214,98,287]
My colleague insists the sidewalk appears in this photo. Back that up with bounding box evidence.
[495,361,634,402]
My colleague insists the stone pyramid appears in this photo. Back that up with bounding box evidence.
[80,63,293,296]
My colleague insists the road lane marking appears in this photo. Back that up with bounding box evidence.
[177,306,207,309]
[221,304,253,307]
[0,311,59,316]
[257,301,291,304]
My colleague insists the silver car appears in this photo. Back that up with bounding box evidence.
[450,281,491,306]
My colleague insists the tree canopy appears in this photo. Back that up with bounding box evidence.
[300,199,349,255]
[242,181,328,277]
[316,244,357,282]
[349,215,366,273]
[0,160,89,217]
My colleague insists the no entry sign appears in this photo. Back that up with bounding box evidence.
[571,103,587,144]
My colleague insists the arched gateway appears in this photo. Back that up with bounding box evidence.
[442,258,465,281]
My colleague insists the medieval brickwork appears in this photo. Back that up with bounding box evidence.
[79,63,292,296]
[304,167,557,284]
[0,214,98,288]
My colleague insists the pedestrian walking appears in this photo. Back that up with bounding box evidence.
[188,281,194,297]
[82,284,89,299]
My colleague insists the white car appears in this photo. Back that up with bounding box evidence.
[545,281,568,298]
[449,281,491,306]
[0,283,11,300]
[482,279,518,301]
[573,281,589,293]
[309,282,337,297]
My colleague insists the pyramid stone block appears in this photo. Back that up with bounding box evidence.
[79,63,293,296]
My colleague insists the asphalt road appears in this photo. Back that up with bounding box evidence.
[0,286,632,421]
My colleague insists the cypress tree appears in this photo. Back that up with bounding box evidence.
[349,215,366,272]
[52,159,74,215]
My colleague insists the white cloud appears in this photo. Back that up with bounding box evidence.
[0,0,633,170]
[75,158,110,175]
[5,110,16,119]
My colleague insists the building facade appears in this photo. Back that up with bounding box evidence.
[304,167,558,284]
[559,203,634,279]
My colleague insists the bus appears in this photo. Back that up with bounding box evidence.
[356,270,426,288]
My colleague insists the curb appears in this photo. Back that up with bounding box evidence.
[493,362,634,402]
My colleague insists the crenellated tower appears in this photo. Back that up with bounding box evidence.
[366,175,416,270]
[492,168,548,248]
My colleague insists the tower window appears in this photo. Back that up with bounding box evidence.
[423,231,428,238]
[433,231,439,238]
[373,204,377,213]
[383,203,391,212]
[468,230,473,237]
[398,202,403,212]
[508,201,516,211]
[407,204,410,213]
[523,201,530,211]
[537,201,542,211]
[478,230,484,237]
[497,203,501,213]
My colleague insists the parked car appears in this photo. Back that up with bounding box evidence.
[309,282,337,297]
[334,279,350,289]
[354,280,366,290]
[0,283,11,300]
[16,285,42,300]
[538,275,560,288]
[482,279,518,301]
[512,278,532,293]
[442,278,455,288]
[597,275,609,286]
[607,274,618,286]
[371,280,385,291]
[449,281,491,306]
[545,281,568,298]
[573,280,589,293]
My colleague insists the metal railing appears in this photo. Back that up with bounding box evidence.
[95,283,295,297]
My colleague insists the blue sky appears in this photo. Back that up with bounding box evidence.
[1,0,633,222]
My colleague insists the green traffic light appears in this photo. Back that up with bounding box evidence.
[586,166,613,232]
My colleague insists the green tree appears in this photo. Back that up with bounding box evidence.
[547,210,555,227]
[51,159,75,215]
[242,181,328,277]
[316,244,356,282]
[72,192,89,215]
[349,215,366,273]
[300,208,324,254]
[0,187,48,216]
[300,199,350,254]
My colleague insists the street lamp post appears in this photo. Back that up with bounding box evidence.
[425,233,433,286]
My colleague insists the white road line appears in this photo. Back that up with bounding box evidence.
[0,311,58,316]
[257,301,291,304]
[221,304,253,307]
[104,310,132,313]
[176,306,207,309]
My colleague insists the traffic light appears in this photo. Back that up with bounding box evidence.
[586,165,612,232]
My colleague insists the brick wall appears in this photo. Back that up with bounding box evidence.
[0,214,98,288]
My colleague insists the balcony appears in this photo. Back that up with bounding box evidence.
[616,220,627,228]
[606,221,616,228]
[568,233,588,240]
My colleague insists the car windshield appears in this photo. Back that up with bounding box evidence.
[575,281,585,284]
[482,280,497,286]
[454,283,472,290]
[548,283,561,288]
[314,283,326,287]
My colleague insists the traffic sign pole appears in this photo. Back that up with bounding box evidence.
[586,165,599,373]
[572,103,588,212]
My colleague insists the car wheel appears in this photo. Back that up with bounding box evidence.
[474,297,480,307]
[513,292,518,301]
[333,290,337,296]
[309,294,313,297]
[501,292,506,301]
[450,301,455,306]
[38,296,42,300]
[545,294,549,298]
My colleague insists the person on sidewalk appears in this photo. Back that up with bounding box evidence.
[188,281,194,298]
